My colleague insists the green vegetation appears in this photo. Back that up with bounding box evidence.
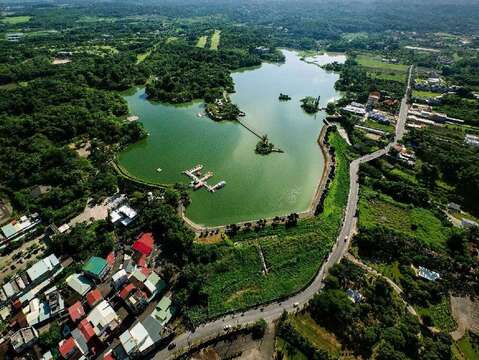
[363,119,394,133]
[433,95,479,125]
[452,332,479,360]
[359,187,451,249]
[181,131,350,323]
[1,16,31,25]
[276,337,308,360]
[413,89,440,99]
[418,298,456,332]
[210,30,221,50]
[196,35,208,48]
[356,54,408,72]
[255,135,275,155]
[300,96,320,113]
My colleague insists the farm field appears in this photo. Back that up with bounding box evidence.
[1,16,31,24]
[418,298,457,332]
[357,54,409,73]
[359,187,451,249]
[192,132,351,323]
[210,29,221,50]
[196,35,208,48]
[289,313,342,356]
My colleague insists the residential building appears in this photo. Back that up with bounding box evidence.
[465,134,479,148]
[110,204,137,226]
[23,287,64,327]
[1,213,41,244]
[66,273,93,296]
[447,202,461,213]
[58,337,83,359]
[462,218,478,228]
[132,232,155,267]
[131,269,166,302]
[343,103,367,116]
[346,288,364,304]
[83,256,110,281]
[119,283,148,314]
[68,301,85,323]
[10,326,38,353]
[151,296,174,326]
[86,288,103,308]
[417,266,441,281]
[86,299,120,339]
[112,269,128,290]
[119,316,163,356]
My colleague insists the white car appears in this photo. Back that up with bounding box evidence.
[293,302,299,308]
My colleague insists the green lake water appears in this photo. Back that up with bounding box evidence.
[119,50,345,226]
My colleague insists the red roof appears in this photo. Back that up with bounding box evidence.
[79,318,96,342]
[140,266,150,277]
[106,251,115,266]
[86,289,103,307]
[104,351,116,360]
[68,301,85,322]
[119,283,136,300]
[132,232,154,256]
[59,337,77,359]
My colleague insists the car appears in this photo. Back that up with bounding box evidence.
[168,343,176,350]
[223,325,232,331]
[293,302,299,307]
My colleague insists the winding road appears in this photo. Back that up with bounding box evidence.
[153,65,414,360]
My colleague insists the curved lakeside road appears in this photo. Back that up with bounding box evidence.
[154,66,413,360]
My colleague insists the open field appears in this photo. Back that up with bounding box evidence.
[418,297,457,332]
[359,188,451,249]
[363,119,395,133]
[452,333,479,360]
[289,313,342,356]
[357,54,409,73]
[191,132,351,322]
[210,30,221,50]
[413,89,440,99]
[276,338,308,360]
[196,35,208,48]
[1,16,31,24]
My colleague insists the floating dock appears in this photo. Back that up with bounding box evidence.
[183,165,225,192]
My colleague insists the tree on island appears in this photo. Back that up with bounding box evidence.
[255,134,275,155]
[279,93,292,101]
[301,96,320,113]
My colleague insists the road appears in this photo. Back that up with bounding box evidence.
[153,66,414,360]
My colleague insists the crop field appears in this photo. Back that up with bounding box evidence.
[1,16,31,25]
[192,132,351,322]
[418,297,457,332]
[357,54,409,73]
[210,30,221,50]
[196,35,208,48]
[359,188,451,249]
[289,313,342,356]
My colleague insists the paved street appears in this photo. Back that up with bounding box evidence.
[153,66,414,360]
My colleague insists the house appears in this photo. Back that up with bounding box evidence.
[6,33,24,42]
[66,274,93,297]
[368,111,391,125]
[58,337,83,359]
[68,301,85,323]
[132,232,155,267]
[1,213,41,244]
[417,266,441,281]
[131,269,166,302]
[151,296,174,326]
[367,91,381,110]
[447,203,461,213]
[23,287,64,327]
[112,269,128,290]
[346,288,364,304]
[110,204,137,226]
[343,103,367,116]
[86,289,103,308]
[119,283,148,314]
[0,254,62,305]
[465,134,479,148]
[461,218,478,228]
[10,326,38,353]
[119,316,163,356]
[86,300,120,339]
[83,257,110,281]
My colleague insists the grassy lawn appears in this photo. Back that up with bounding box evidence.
[368,71,406,82]
[276,337,308,360]
[1,16,31,25]
[363,119,395,133]
[418,297,456,332]
[413,90,441,99]
[196,35,208,48]
[289,313,342,356]
[210,29,221,50]
[357,54,408,73]
[359,188,451,249]
[452,332,479,360]
[191,132,351,323]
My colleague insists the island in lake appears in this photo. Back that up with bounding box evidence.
[279,93,291,101]
[301,95,321,113]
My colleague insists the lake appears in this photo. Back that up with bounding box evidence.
[119,50,345,226]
